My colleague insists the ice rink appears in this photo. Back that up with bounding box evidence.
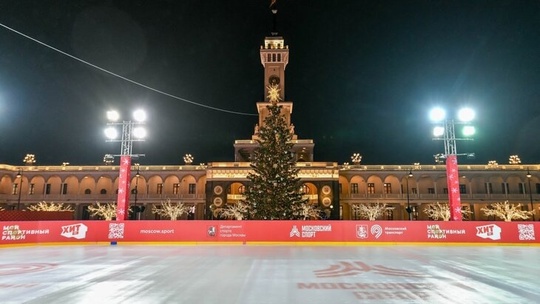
[1,244,539,303]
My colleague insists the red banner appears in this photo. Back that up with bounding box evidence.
[116,156,131,221]
[446,155,463,221]
[1,221,538,246]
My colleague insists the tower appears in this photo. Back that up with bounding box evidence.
[234,7,314,162]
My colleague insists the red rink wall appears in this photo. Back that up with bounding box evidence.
[1,221,539,246]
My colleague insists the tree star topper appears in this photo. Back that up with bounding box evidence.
[266,83,281,104]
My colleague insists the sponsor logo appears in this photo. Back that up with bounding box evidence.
[207,226,216,237]
[371,225,383,238]
[290,224,332,238]
[2,225,49,241]
[357,225,409,239]
[61,223,88,240]
[356,225,368,239]
[476,224,501,240]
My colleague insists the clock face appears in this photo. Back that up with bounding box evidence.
[269,75,280,85]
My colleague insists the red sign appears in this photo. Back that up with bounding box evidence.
[116,156,131,221]
[446,155,463,221]
[1,221,538,246]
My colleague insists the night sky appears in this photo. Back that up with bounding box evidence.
[1,1,540,166]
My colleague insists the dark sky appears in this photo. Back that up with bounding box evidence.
[1,1,540,166]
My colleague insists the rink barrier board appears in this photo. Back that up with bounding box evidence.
[1,220,539,247]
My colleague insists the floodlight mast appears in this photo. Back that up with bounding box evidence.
[430,107,475,221]
[105,110,147,221]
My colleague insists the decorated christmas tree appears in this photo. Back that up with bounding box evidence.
[243,84,306,220]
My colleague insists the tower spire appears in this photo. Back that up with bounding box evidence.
[270,1,278,36]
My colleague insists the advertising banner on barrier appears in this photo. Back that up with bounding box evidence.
[1,221,538,246]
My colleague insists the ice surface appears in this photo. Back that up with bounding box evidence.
[0,245,538,303]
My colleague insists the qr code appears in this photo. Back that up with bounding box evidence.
[108,223,125,239]
[517,224,535,241]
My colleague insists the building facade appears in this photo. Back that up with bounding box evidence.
[0,31,538,221]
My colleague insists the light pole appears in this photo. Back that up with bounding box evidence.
[430,107,475,221]
[527,168,535,221]
[16,169,23,210]
[133,165,143,220]
[406,169,413,220]
[104,109,147,221]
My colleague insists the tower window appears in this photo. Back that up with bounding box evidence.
[267,54,271,62]
[277,54,281,62]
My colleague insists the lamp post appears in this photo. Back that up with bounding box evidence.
[527,168,535,221]
[133,165,142,220]
[430,107,475,221]
[16,169,23,210]
[406,169,413,220]
[104,109,147,221]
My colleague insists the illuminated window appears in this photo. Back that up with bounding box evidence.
[29,184,35,195]
[383,183,392,194]
[12,183,18,195]
[173,183,180,194]
[157,183,163,194]
[367,183,375,194]
[351,183,358,194]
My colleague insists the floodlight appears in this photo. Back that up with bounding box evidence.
[433,126,445,137]
[462,125,475,136]
[429,107,446,122]
[457,108,475,122]
[133,109,146,122]
[107,110,120,122]
[104,127,118,139]
[133,127,147,139]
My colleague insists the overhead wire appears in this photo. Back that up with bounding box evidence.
[0,22,258,117]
